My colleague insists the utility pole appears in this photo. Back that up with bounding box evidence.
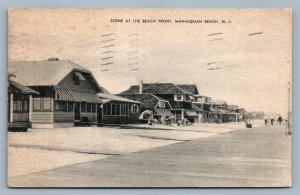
[286,81,292,135]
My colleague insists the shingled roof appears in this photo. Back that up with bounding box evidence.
[120,83,192,95]
[118,93,169,109]
[177,84,199,95]
[8,79,39,94]
[8,59,102,92]
[97,93,141,104]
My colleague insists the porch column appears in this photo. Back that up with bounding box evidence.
[95,103,98,124]
[181,110,184,120]
[29,95,32,122]
[9,93,13,122]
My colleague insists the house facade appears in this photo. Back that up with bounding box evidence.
[193,95,212,123]
[8,59,103,128]
[120,82,200,123]
[97,93,141,124]
[210,100,230,123]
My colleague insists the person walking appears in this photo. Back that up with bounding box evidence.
[277,116,282,125]
[264,119,268,125]
[271,118,274,125]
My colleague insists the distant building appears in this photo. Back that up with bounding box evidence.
[227,105,241,122]
[193,95,212,123]
[210,100,230,123]
[250,112,265,120]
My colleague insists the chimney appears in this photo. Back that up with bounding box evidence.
[139,80,143,94]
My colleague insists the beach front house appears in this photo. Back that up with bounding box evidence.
[8,58,103,128]
[192,95,212,123]
[120,82,200,123]
[210,100,230,123]
[118,93,173,123]
[97,93,141,124]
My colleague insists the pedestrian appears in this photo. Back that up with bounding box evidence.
[245,118,252,128]
[264,119,268,126]
[271,118,274,125]
[277,116,282,125]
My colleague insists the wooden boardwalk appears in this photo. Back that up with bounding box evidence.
[8,125,291,187]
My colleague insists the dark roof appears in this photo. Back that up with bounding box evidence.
[8,60,102,92]
[120,83,192,95]
[8,79,39,94]
[118,93,164,109]
[98,93,140,104]
[177,84,199,95]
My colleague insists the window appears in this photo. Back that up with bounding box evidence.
[87,103,91,112]
[55,100,61,111]
[103,104,107,115]
[174,94,183,101]
[55,101,73,112]
[116,105,120,115]
[68,102,73,112]
[112,104,116,115]
[91,104,96,113]
[158,101,166,108]
[131,104,139,114]
[105,104,111,115]
[74,71,85,85]
[197,97,202,102]
[33,97,53,111]
[43,98,51,111]
[33,98,41,111]
[81,102,87,112]
[62,101,68,112]
[121,105,128,115]
[13,100,22,112]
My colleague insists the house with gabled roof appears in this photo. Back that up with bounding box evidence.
[120,81,200,123]
[8,58,103,128]
[192,95,212,123]
[210,100,230,122]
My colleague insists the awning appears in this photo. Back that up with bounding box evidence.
[185,110,199,117]
[155,108,174,117]
[55,88,102,103]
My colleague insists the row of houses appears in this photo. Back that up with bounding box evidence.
[119,82,253,124]
[8,59,255,131]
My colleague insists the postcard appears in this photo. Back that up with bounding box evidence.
[7,8,292,187]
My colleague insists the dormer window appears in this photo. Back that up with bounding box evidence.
[174,94,183,101]
[74,71,85,85]
[158,101,166,108]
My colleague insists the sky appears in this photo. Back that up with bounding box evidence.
[8,9,292,116]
